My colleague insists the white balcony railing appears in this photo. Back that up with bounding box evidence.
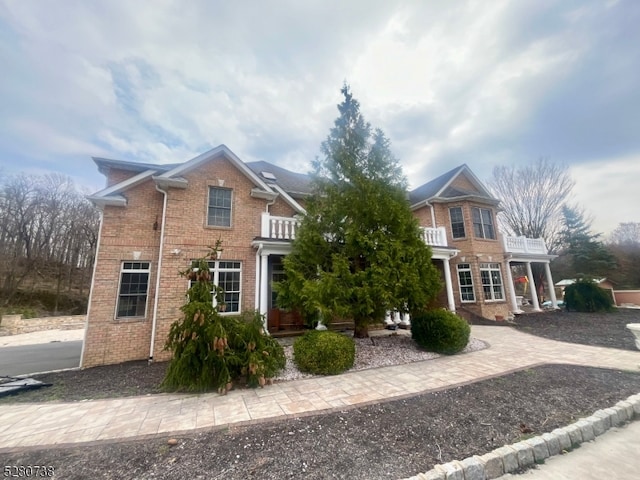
[503,235,548,255]
[261,213,300,240]
[261,214,450,248]
[420,226,449,247]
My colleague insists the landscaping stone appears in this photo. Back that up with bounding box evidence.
[434,461,464,480]
[550,427,572,451]
[615,401,634,421]
[575,419,595,442]
[631,397,640,416]
[523,436,549,463]
[563,424,583,447]
[510,441,535,469]
[474,452,504,479]
[540,432,561,456]
[459,457,486,480]
[416,470,446,480]
[593,409,612,429]
[493,446,519,474]
[585,414,607,436]
[604,407,622,427]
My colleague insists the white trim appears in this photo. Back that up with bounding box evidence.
[115,261,152,319]
[157,144,275,194]
[86,195,127,208]
[457,263,476,303]
[435,165,495,199]
[479,262,505,302]
[271,183,307,214]
[80,210,104,368]
[91,169,157,198]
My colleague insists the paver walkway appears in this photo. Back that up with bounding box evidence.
[1,326,639,451]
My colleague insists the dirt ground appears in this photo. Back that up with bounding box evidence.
[1,310,639,479]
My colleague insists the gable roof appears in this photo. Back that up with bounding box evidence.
[409,163,498,207]
[245,160,313,198]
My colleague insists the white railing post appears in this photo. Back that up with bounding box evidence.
[261,212,270,237]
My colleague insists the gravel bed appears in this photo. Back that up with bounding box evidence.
[275,334,487,382]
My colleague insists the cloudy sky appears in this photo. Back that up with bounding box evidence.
[1,0,638,234]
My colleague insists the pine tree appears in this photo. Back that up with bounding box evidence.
[276,85,441,337]
[558,206,616,278]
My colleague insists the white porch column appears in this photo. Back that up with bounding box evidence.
[544,262,558,308]
[259,253,269,326]
[254,248,261,313]
[503,260,522,314]
[525,262,541,311]
[442,257,456,312]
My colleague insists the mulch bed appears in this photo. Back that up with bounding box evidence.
[2,310,640,479]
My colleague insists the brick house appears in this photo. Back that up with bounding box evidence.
[81,145,557,367]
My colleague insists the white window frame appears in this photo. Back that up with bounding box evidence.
[449,206,466,239]
[457,263,475,302]
[472,207,496,239]
[190,260,242,314]
[116,261,151,319]
[480,262,505,301]
[207,186,232,227]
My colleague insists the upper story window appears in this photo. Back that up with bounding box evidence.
[449,207,466,239]
[472,207,495,239]
[207,187,232,227]
[117,261,150,318]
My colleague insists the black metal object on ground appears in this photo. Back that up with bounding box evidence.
[0,376,51,397]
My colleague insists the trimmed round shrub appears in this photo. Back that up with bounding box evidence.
[411,309,470,355]
[293,330,355,375]
[564,280,614,312]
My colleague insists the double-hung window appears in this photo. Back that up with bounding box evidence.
[472,207,495,239]
[449,207,466,239]
[480,263,504,301]
[457,263,475,302]
[207,187,232,227]
[117,262,150,318]
[190,260,242,313]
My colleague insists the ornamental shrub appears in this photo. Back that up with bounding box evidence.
[411,309,470,355]
[162,248,285,393]
[564,279,614,312]
[293,330,355,375]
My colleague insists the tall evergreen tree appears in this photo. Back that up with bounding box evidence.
[557,206,616,278]
[276,85,441,337]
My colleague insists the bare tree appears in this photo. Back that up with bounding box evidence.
[608,222,640,246]
[0,172,99,309]
[488,158,575,254]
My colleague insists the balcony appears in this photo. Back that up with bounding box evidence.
[503,235,548,255]
[420,226,448,247]
[261,213,450,248]
[261,213,300,240]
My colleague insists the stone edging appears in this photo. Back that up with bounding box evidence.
[402,393,640,480]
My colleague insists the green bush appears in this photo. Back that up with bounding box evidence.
[564,279,614,312]
[411,309,470,355]
[293,330,355,375]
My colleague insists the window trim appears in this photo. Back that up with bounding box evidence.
[479,262,505,302]
[206,186,233,228]
[472,207,496,240]
[115,261,151,319]
[456,263,475,303]
[449,206,466,239]
[189,260,242,314]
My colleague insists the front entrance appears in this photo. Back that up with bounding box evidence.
[267,256,303,332]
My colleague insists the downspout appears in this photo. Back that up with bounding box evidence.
[79,209,104,368]
[425,201,436,227]
[149,184,168,363]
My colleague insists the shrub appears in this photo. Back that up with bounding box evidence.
[162,250,286,393]
[411,309,470,355]
[293,330,355,375]
[564,279,614,312]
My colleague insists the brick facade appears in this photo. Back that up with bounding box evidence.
[82,152,534,367]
